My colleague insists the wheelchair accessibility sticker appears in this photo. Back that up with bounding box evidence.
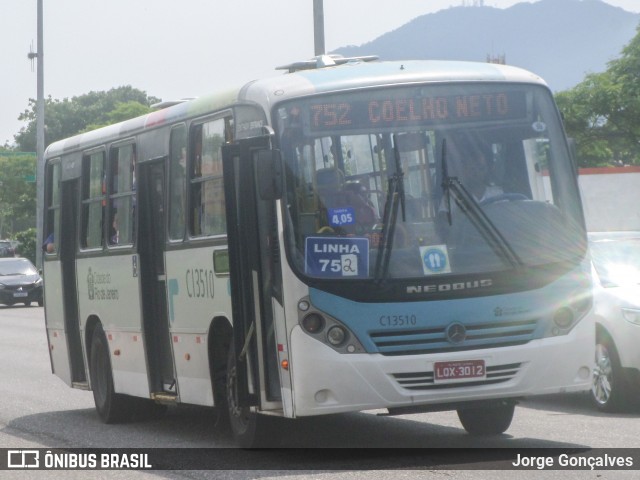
[305,236,369,278]
[420,245,451,275]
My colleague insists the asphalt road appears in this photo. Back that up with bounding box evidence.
[1,305,639,479]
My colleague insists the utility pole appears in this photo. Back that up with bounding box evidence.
[29,0,45,268]
[313,0,325,56]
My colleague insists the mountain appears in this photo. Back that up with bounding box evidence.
[333,0,639,92]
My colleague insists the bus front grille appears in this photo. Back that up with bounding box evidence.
[391,363,522,390]
[369,319,538,356]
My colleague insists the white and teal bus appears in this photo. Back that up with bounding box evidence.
[42,57,593,447]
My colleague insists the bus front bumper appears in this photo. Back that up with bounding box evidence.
[288,317,594,417]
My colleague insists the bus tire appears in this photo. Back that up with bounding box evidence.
[226,344,274,448]
[457,402,515,436]
[90,324,135,423]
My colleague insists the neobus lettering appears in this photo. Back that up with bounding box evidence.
[185,268,215,299]
[406,279,493,294]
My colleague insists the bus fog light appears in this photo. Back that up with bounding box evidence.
[327,326,347,346]
[553,307,574,328]
[315,389,332,403]
[302,313,325,333]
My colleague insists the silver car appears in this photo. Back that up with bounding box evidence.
[0,257,43,307]
[589,232,640,412]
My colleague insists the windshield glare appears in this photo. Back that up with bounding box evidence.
[591,238,640,287]
[276,83,586,281]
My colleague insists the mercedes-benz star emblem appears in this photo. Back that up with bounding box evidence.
[446,322,467,344]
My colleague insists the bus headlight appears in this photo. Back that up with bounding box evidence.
[302,313,325,334]
[327,326,347,346]
[297,296,365,353]
[553,307,574,329]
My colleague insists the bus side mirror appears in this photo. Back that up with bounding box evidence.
[256,149,283,200]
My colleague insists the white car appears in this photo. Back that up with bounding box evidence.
[589,232,640,412]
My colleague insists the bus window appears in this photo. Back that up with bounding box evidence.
[108,143,136,246]
[169,125,187,241]
[81,150,106,249]
[190,118,228,237]
[44,161,61,255]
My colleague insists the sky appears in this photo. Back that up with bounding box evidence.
[1,0,639,146]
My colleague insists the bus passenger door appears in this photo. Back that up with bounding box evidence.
[59,179,85,384]
[222,136,284,411]
[137,159,176,397]
[44,178,86,386]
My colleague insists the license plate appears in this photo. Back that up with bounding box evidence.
[13,292,28,298]
[434,359,486,383]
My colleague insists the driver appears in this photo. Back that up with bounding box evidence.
[457,140,502,203]
[440,137,503,213]
[437,137,503,241]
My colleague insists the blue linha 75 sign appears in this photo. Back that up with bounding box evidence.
[305,236,369,278]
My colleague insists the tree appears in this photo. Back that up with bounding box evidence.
[0,153,37,238]
[14,86,160,152]
[555,25,640,167]
[15,228,36,266]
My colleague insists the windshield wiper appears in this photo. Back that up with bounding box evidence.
[440,140,523,269]
[374,135,406,282]
[441,139,453,226]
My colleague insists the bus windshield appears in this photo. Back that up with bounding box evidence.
[276,83,586,283]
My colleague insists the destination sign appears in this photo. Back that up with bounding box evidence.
[305,91,527,133]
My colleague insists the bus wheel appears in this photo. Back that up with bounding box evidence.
[457,402,515,436]
[90,324,135,423]
[226,345,273,448]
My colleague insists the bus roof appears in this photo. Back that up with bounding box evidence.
[45,60,546,159]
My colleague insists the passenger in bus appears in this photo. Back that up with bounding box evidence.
[343,181,378,234]
[315,167,346,232]
[110,214,119,245]
[43,232,55,253]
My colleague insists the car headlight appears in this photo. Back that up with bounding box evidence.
[0,283,5,290]
[35,278,43,286]
[622,308,640,326]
